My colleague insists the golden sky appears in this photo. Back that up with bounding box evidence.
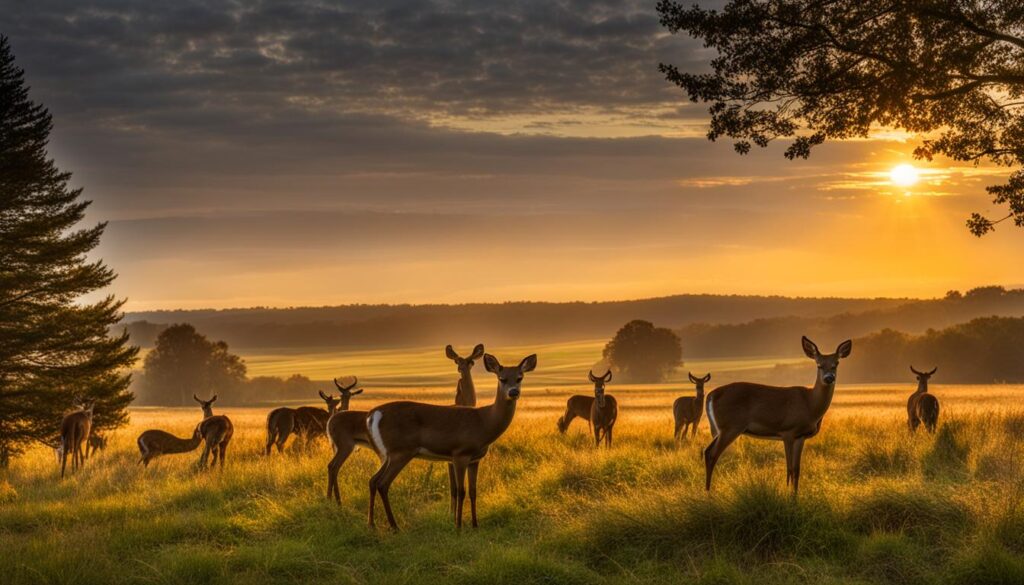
[8,1,1022,310]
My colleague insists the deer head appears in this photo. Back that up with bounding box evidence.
[332,377,363,411]
[801,336,852,386]
[910,366,937,390]
[688,372,712,397]
[193,394,217,418]
[588,369,612,407]
[483,353,537,401]
[446,344,485,375]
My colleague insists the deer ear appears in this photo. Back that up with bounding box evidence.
[211,395,218,403]
[703,373,712,383]
[193,394,202,404]
[588,370,598,383]
[483,353,501,373]
[836,339,852,359]
[688,372,698,384]
[319,390,329,400]
[470,343,485,360]
[518,354,537,373]
[352,389,363,395]
[801,336,819,359]
[445,345,458,360]
[928,366,937,376]
[603,370,612,382]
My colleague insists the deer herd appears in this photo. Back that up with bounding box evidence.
[51,336,948,530]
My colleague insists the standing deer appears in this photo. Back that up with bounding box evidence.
[195,394,234,470]
[588,370,617,447]
[86,433,107,458]
[59,402,94,479]
[445,343,485,514]
[366,353,537,530]
[674,372,711,440]
[137,425,204,466]
[325,384,373,504]
[556,370,616,445]
[265,384,349,455]
[703,336,852,494]
[908,366,940,433]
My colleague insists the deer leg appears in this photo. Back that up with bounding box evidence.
[783,436,795,486]
[790,438,806,495]
[448,464,457,518]
[327,441,354,503]
[218,441,228,469]
[692,420,700,438]
[704,428,742,492]
[376,453,413,531]
[606,425,613,447]
[453,457,469,529]
[467,461,479,528]
[60,444,69,479]
[368,459,390,528]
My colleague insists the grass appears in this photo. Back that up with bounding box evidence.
[3,384,1024,584]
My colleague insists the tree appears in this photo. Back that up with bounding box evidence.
[603,320,683,382]
[658,0,1024,235]
[138,324,246,406]
[0,36,137,466]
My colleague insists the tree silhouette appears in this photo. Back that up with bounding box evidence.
[603,320,683,382]
[139,324,246,406]
[658,1,1024,235]
[0,36,137,466]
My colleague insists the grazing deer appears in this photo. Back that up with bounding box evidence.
[367,353,537,530]
[86,433,107,458]
[195,394,234,470]
[674,372,711,440]
[265,384,349,455]
[703,337,852,494]
[59,402,94,479]
[445,343,484,515]
[137,425,204,466]
[908,366,940,433]
[588,370,617,447]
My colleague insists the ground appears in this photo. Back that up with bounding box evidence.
[3,380,1024,584]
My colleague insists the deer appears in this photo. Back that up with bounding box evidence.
[556,370,616,445]
[908,366,940,433]
[325,384,374,504]
[445,343,485,514]
[137,425,204,466]
[59,402,94,479]
[86,433,107,458]
[194,394,234,470]
[589,370,617,447]
[703,336,852,494]
[674,372,711,441]
[265,384,349,455]
[366,353,537,530]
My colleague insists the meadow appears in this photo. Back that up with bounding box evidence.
[3,381,1024,584]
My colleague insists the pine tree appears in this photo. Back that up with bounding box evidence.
[0,36,138,466]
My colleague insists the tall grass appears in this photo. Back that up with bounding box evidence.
[2,401,1024,584]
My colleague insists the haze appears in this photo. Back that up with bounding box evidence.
[5,1,1021,310]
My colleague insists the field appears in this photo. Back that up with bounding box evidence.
[3,382,1024,585]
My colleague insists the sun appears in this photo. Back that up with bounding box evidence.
[889,163,920,187]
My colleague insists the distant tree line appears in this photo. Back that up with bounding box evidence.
[134,324,320,406]
[766,316,1024,384]
[678,286,1024,358]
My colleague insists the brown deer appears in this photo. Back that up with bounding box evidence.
[325,386,373,504]
[445,343,485,515]
[195,394,234,469]
[674,372,711,440]
[703,336,852,494]
[86,433,107,458]
[588,370,617,447]
[59,402,94,478]
[265,384,349,455]
[908,366,940,433]
[556,370,616,444]
[366,353,537,530]
[137,425,203,466]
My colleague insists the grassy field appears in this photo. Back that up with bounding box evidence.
[3,382,1024,584]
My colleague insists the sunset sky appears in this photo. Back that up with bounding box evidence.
[5,1,1023,310]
